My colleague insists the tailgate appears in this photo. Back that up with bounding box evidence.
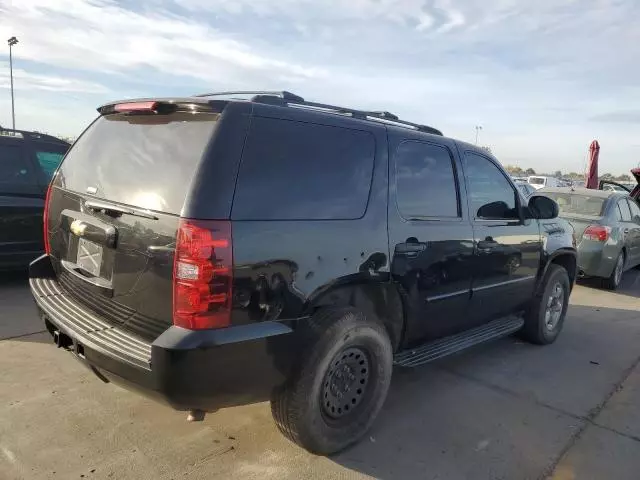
[46,109,219,341]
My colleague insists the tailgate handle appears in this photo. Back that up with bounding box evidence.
[85,200,159,220]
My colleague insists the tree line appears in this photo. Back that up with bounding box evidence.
[505,165,632,183]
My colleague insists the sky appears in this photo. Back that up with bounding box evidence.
[0,0,639,175]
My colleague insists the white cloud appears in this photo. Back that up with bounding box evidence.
[0,0,326,84]
[0,0,639,174]
[0,62,108,94]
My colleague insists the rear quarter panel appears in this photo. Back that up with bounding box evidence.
[226,108,391,326]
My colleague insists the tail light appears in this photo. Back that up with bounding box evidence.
[173,219,233,330]
[43,183,53,254]
[583,225,610,242]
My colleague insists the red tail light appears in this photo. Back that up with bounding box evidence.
[114,101,158,113]
[43,183,53,254]
[583,225,610,242]
[173,219,233,330]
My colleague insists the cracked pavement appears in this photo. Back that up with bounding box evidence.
[2,271,640,479]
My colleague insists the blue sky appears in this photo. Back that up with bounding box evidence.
[1,0,639,175]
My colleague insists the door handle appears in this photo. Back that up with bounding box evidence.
[395,243,426,254]
[624,228,630,234]
[477,240,498,252]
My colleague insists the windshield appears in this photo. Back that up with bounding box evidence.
[529,177,546,185]
[542,192,606,216]
[58,112,218,214]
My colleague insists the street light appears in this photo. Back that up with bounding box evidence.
[475,125,482,145]
[8,36,18,130]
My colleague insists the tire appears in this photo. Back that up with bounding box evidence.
[521,264,570,345]
[271,307,393,455]
[603,251,625,290]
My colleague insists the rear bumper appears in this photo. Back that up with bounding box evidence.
[577,242,618,278]
[29,255,295,411]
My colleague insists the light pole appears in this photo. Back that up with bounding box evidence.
[475,125,482,145]
[8,36,18,130]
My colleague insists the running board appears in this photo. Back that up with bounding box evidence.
[394,316,525,367]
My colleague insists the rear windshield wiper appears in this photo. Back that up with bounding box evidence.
[85,200,159,220]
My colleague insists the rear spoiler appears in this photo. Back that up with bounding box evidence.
[97,98,227,115]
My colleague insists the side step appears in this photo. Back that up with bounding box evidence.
[394,316,525,367]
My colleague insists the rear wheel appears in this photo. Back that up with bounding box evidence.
[271,307,393,455]
[521,264,570,345]
[603,251,625,290]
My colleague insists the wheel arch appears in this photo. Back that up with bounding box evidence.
[539,249,577,293]
[305,280,405,351]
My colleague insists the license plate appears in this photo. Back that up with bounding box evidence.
[76,238,103,277]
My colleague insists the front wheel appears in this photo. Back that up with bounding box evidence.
[521,264,570,345]
[271,308,393,455]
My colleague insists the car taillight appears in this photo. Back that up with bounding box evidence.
[43,183,53,254]
[583,225,610,242]
[173,219,233,330]
[114,101,158,113]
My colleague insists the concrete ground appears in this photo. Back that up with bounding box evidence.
[2,271,640,480]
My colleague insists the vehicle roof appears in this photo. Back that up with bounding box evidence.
[539,187,622,199]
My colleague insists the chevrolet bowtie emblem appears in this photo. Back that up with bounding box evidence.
[70,220,87,237]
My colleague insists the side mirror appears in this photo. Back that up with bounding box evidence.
[528,195,559,219]
[634,215,640,225]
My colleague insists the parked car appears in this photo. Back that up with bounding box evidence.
[0,128,69,269]
[29,91,576,455]
[528,175,563,189]
[539,187,640,289]
[602,183,629,193]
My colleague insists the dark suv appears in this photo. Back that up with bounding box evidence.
[0,129,69,269]
[29,91,576,454]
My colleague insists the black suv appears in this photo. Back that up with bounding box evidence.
[29,92,576,454]
[0,129,69,269]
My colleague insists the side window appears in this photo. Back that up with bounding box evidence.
[233,117,375,220]
[33,142,68,181]
[627,199,640,220]
[463,152,518,220]
[395,141,459,219]
[616,203,623,221]
[619,200,632,221]
[0,143,36,187]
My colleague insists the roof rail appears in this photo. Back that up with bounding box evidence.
[191,90,442,136]
[192,90,305,102]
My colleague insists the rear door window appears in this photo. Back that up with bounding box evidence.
[394,141,459,219]
[58,113,218,214]
[0,143,38,192]
[32,142,68,181]
[232,117,375,220]
[619,199,632,221]
[628,198,640,220]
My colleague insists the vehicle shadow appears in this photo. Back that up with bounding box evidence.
[0,269,50,344]
[0,269,29,286]
[331,303,640,479]
[577,268,640,299]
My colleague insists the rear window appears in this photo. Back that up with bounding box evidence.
[58,113,218,214]
[232,117,375,220]
[529,177,546,185]
[542,192,606,216]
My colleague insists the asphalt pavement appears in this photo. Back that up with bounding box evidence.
[2,270,640,479]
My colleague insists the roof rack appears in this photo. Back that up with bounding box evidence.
[0,126,69,144]
[193,90,305,102]
[192,91,442,136]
